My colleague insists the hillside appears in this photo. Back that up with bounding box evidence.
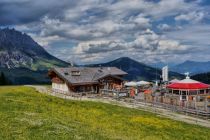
[88,57,183,81]
[0,28,71,84]
[0,86,209,140]
[0,67,50,85]
[0,28,69,70]
[171,60,210,74]
[192,72,210,84]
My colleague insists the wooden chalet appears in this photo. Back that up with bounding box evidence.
[48,67,127,95]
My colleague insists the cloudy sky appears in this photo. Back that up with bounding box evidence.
[1,0,210,65]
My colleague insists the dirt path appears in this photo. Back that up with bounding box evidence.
[27,85,210,128]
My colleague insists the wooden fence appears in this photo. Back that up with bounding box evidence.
[125,99,210,120]
[51,88,210,120]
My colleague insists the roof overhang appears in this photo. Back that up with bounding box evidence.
[167,82,210,90]
[70,82,99,86]
[97,74,125,81]
[167,88,209,91]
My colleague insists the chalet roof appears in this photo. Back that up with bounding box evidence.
[50,67,127,85]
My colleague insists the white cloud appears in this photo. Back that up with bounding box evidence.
[6,0,210,64]
[29,33,64,47]
[157,24,171,31]
[70,29,189,64]
[145,0,198,19]
[175,11,205,23]
[166,24,210,47]
[128,14,151,27]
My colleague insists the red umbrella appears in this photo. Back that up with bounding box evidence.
[144,90,152,94]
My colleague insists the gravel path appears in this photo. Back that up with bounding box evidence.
[27,85,210,128]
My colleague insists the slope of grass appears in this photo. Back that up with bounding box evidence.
[0,68,50,85]
[0,86,210,140]
[31,58,68,71]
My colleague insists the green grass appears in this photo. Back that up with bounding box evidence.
[31,58,68,71]
[0,86,210,140]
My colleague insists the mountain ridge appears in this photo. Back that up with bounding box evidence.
[0,28,69,70]
[192,72,210,84]
[171,60,210,75]
[0,28,70,84]
[87,57,184,81]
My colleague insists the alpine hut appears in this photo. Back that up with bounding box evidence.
[48,67,127,95]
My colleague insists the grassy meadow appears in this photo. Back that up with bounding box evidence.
[0,86,210,140]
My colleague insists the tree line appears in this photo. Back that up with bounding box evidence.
[0,72,11,85]
[192,72,210,84]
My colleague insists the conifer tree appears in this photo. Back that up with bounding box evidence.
[0,72,2,85]
[0,72,8,85]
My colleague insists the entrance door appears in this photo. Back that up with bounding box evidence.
[181,91,187,101]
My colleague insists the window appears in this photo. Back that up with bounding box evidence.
[64,72,69,75]
[71,71,80,76]
[182,95,187,100]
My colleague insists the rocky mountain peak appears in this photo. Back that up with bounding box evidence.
[0,28,69,70]
[0,28,37,46]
